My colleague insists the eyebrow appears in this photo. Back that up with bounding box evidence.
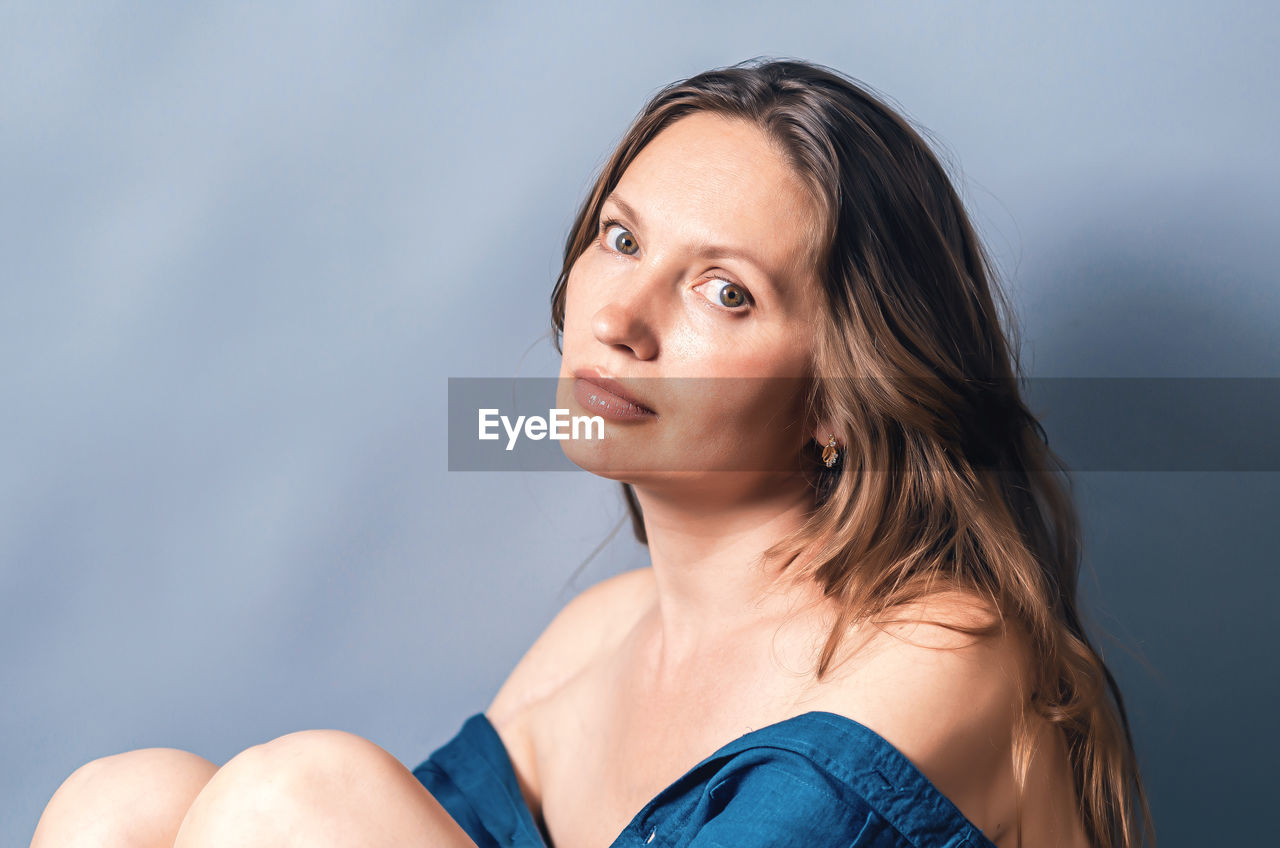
[601,191,778,289]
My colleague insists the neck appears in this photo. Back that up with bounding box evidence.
[628,471,830,681]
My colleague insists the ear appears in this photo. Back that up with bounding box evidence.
[811,422,837,447]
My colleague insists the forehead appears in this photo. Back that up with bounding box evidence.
[609,112,823,300]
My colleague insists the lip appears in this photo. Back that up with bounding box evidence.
[571,367,658,420]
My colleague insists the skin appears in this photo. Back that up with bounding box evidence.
[30,732,480,848]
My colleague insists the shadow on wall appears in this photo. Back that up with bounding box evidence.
[1018,176,1278,847]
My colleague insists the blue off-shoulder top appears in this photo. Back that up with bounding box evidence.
[411,710,999,847]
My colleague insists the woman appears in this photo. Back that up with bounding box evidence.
[31,58,1154,848]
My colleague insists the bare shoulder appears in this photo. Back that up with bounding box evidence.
[485,566,655,727]
[814,590,1036,839]
[827,588,1028,747]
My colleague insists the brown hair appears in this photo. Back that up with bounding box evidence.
[549,56,1154,848]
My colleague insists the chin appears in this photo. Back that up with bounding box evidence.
[558,436,648,480]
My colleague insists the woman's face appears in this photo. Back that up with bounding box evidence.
[556,111,828,487]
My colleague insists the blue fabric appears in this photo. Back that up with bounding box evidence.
[411,710,999,847]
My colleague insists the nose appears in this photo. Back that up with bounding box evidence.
[591,279,660,361]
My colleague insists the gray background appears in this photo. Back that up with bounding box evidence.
[4,1,1277,845]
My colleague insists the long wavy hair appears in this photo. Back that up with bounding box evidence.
[548,57,1155,848]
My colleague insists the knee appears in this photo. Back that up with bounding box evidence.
[173,730,408,846]
[32,748,219,848]
[222,729,403,791]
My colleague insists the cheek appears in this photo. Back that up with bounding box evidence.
[563,252,615,315]
[684,331,811,381]
[656,393,803,473]
[660,374,809,455]
[560,263,594,342]
[680,335,811,450]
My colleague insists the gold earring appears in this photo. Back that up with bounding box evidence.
[822,434,839,468]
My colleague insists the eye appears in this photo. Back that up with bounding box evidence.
[597,216,754,313]
[694,277,753,311]
[599,220,639,256]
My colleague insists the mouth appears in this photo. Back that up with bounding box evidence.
[571,367,658,419]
